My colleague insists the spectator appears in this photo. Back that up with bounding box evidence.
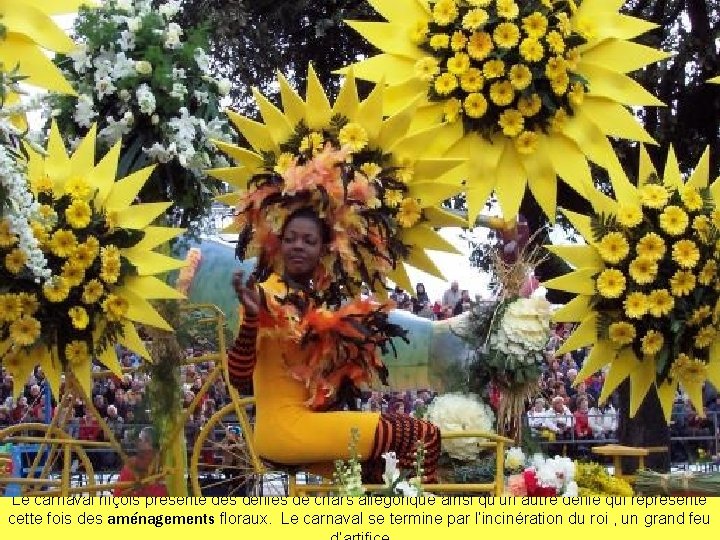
[453,290,473,316]
[546,396,572,439]
[113,427,168,497]
[442,280,462,316]
[527,398,549,434]
[390,286,411,310]
[0,406,10,428]
[412,283,430,316]
[573,396,592,440]
[431,301,444,320]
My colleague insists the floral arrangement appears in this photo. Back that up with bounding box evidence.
[345,0,667,221]
[333,428,366,497]
[215,65,465,300]
[506,454,577,496]
[51,0,233,235]
[425,393,495,461]
[0,124,185,398]
[545,146,720,420]
[175,247,202,296]
[575,462,633,497]
[504,446,526,473]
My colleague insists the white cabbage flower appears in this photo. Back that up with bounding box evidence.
[426,393,495,461]
[505,446,526,471]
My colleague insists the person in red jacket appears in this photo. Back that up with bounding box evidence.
[113,427,168,497]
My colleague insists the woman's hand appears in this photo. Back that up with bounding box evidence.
[232,270,260,317]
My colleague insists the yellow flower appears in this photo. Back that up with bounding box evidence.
[517,94,542,117]
[65,199,92,229]
[409,20,428,44]
[434,73,458,96]
[699,260,717,286]
[489,81,515,106]
[451,31,468,52]
[647,289,674,317]
[711,210,720,228]
[0,219,17,247]
[462,8,489,30]
[598,232,630,264]
[509,64,532,90]
[641,330,664,356]
[670,270,696,297]
[43,277,70,303]
[384,189,405,208]
[624,292,647,319]
[467,32,494,60]
[568,83,585,107]
[5,248,27,274]
[33,174,53,194]
[692,215,710,242]
[498,109,524,137]
[551,72,570,95]
[460,68,484,92]
[497,0,519,20]
[299,131,324,154]
[360,162,382,180]
[397,198,422,228]
[82,279,105,305]
[545,56,567,79]
[523,12,548,38]
[556,13,572,36]
[65,340,90,367]
[447,53,471,75]
[550,109,568,133]
[17,293,39,316]
[443,98,462,122]
[514,131,539,155]
[430,33,450,50]
[672,239,700,268]
[85,237,100,259]
[64,176,93,200]
[596,269,626,299]
[637,233,666,260]
[670,354,707,385]
[464,93,488,119]
[274,153,295,175]
[695,326,716,349]
[0,294,22,322]
[9,317,41,346]
[617,204,643,228]
[494,22,520,48]
[689,305,712,326]
[483,59,505,79]
[103,294,130,322]
[467,0,490,5]
[433,0,458,26]
[415,57,440,82]
[50,229,78,258]
[659,206,689,236]
[680,187,704,212]
[629,257,658,285]
[565,47,581,70]
[338,123,369,153]
[68,306,89,330]
[546,30,566,54]
[608,321,636,346]
[100,257,121,285]
[62,261,85,287]
[639,184,669,209]
[519,38,544,62]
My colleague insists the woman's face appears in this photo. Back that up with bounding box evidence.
[417,284,425,294]
[281,216,323,280]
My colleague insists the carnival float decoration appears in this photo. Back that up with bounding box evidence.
[344,0,668,221]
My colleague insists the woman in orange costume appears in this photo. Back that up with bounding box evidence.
[227,208,440,483]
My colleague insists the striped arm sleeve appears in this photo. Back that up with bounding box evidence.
[227,314,259,394]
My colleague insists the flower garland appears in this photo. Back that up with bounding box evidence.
[545,146,720,420]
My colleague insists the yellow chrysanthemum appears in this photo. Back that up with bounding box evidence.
[629,257,657,285]
[489,81,515,106]
[360,162,383,180]
[496,0,519,20]
[9,317,41,346]
[5,248,27,274]
[519,38,544,62]
[639,184,669,209]
[680,187,704,212]
[617,204,643,228]
[689,305,712,326]
[43,276,70,303]
[434,72,458,95]
[65,199,92,229]
[695,326,716,349]
[338,123,369,152]
[498,109,524,137]
[672,239,700,268]
[467,32,494,60]
[62,261,85,287]
[608,321,635,346]
[68,306,90,330]
[299,132,324,154]
[670,270,696,297]
[409,20,428,44]
[514,131,539,155]
[669,354,707,385]
[692,215,711,243]
[624,292,647,319]
[102,294,130,322]
[64,176,93,200]
[49,229,78,258]
[546,30,566,54]
[523,12,549,38]
[447,53,471,75]
[430,33,450,50]
[464,93,488,119]
[659,206,689,236]
[432,0,458,25]
[596,269,626,299]
[65,340,90,367]
[551,72,570,95]
[568,82,585,107]
[545,56,567,79]
[100,258,121,285]
[72,243,96,270]
[494,22,521,49]
[508,64,532,90]
[82,279,105,305]
[397,198,423,228]
[598,232,629,264]
[641,330,664,356]
[517,94,542,117]
[443,98,462,122]
[647,289,674,317]
[0,219,17,247]
[383,189,405,208]
[462,8,488,30]
[483,59,505,79]
[17,293,39,316]
[0,294,22,322]
[450,30,468,51]
[637,233,666,260]
[415,57,440,81]
[699,260,717,286]
[460,68,484,92]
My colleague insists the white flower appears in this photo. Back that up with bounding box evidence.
[112,52,137,79]
[170,82,188,100]
[136,83,156,114]
[94,76,116,99]
[395,480,419,497]
[73,94,97,128]
[98,116,131,145]
[123,111,134,124]
[159,0,182,19]
[119,89,131,101]
[194,48,211,73]
[505,447,526,471]
[135,60,153,76]
[194,90,209,104]
[127,17,142,33]
[563,481,579,497]
[151,114,160,125]
[117,29,136,51]
[164,23,183,49]
[143,142,174,163]
[381,452,400,486]
[116,0,133,11]
[172,67,187,80]
[426,393,495,461]
[217,79,232,96]
[68,43,91,74]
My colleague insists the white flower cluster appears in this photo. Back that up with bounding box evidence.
[491,297,552,366]
[381,452,426,497]
[426,393,495,461]
[0,146,51,281]
[529,454,577,496]
[62,0,233,172]
[504,446,526,472]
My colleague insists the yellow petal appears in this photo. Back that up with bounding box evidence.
[656,380,678,422]
[707,343,720,391]
[27,0,94,16]
[599,347,638,404]
[345,21,422,57]
[333,70,360,119]
[277,71,306,126]
[423,206,467,228]
[407,182,461,207]
[552,294,593,323]
[388,264,413,296]
[207,165,253,189]
[543,267,598,295]
[2,2,76,53]
[557,313,597,355]
[366,0,430,22]
[252,87,293,147]
[120,276,186,300]
[114,202,170,230]
[582,39,669,74]
[576,339,618,382]
[305,64,333,130]
[562,111,624,177]
[120,289,173,331]
[580,62,666,106]
[103,165,155,211]
[357,81,385,141]
[401,225,460,254]
[383,77,428,116]
[0,34,75,94]
[582,96,656,143]
[547,134,593,196]
[118,321,151,361]
[562,209,594,242]
[122,248,186,276]
[663,145,682,188]
[411,159,465,184]
[547,245,603,270]
[72,351,94,399]
[407,248,445,280]
[523,137,557,220]
[688,147,710,189]
[342,54,416,86]
[132,226,184,252]
[378,96,419,150]
[216,192,241,206]
[70,124,96,176]
[90,141,122,208]
[495,143,527,220]
[629,355,656,417]
[36,345,61,398]
[226,110,276,153]
[682,378,706,418]
[4,350,35,398]
[638,144,657,185]
[97,344,123,379]
[46,121,70,186]
[610,14,658,40]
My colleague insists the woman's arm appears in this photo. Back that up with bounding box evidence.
[227,313,259,394]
